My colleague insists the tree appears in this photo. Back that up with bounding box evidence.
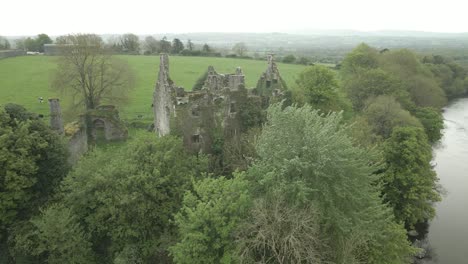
[0,104,69,259]
[238,197,325,264]
[382,127,441,227]
[35,33,53,52]
[282,54,296,63]
[144,36,159,54]
[159,36,171,53]
[202,43,211,52]
[364,95,422,138]
[343,68,406,111]
[294,65,344,112]
[120,33,140,53]
[24,37,37,51]
[171,174,251,264]
[52,34,135,111]
[0,36,10,50]
[232,42,247,57]
[341,43,380,77]
[406,75,447,108]
[171,38,184,54]
[187,39,194,51]
[245,103,415,263]
[14,204,95,263]
[413,107,444,143]
[297,56,311,65]
[14,38,25,50]
[20,134,207,262]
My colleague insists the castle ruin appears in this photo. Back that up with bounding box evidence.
[152,54,286,153]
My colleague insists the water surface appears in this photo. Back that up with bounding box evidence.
[421,98,468,263]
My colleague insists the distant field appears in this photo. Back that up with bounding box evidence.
[0,55,306,121]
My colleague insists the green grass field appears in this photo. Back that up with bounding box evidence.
[0,55,306,122]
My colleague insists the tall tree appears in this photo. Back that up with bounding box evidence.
[171,38,184,54]
[52,34,135,111]
[159,36,171,53]
[186,39,194,51]
[35,33,53,52]
[0,36,10,50]
[16,134,207,262]
[0,104,69,260]
[244,103,415,263]
[382,127,441,227]
[171,174,251,264]
[144,36,159,54]
[364,95,422,139]
[202,43,211,52]
[294,65,345,112]
[120,33,140,53]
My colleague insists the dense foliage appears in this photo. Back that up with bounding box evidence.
[0,104,69,261]
[13,134,207,263]
[2,41,467,263]
[382,127,441,227]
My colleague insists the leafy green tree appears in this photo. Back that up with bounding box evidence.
[297,56,311,65]
[294,65,344,112]
[187,39,194,51]
[171,174,251,264]
[35,33,53,52]
[62,134,204,262]
[364,95,422,139]
[405,75,447,108]
[343,68,406,111]
[282,54,296,63]
[246,103,415,263]
[0,36,10,50]
[120,33,140,53]
[24,34,53,52]
[341,43,380,77]
[382,127,441,227]
[413,107,444,143]
[202,43,211,52]
[0,104,69,259]
[172,38,184,54]
[159,36,171,53]
[144,36,159,54]
[14,204,95,264]
[379,49,431,80]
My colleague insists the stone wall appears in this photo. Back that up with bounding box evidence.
[152,54,286,154]
[153,54,176,136]
[0,50,25,59]
[68,124,88,164]
[48,98,64,134]
[88,105,128,141]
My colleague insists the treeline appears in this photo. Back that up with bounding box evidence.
[293,43,468,229]
[2,43,468,263]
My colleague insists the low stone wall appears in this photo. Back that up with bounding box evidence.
[0,50,25,59]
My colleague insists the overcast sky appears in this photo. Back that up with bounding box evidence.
[2,0,467,36]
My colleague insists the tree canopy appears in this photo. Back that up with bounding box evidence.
[0,104,69,260]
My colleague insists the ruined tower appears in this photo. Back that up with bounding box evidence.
[48,98,64,134]
[153,54,175,136]
[256,54,285,96]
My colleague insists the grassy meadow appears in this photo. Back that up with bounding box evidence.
[0,55,306,122]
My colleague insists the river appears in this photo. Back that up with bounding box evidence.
[420,98,468,264]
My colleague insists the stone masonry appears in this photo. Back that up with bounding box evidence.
[152,53,286,153]
[48,98,64,134]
